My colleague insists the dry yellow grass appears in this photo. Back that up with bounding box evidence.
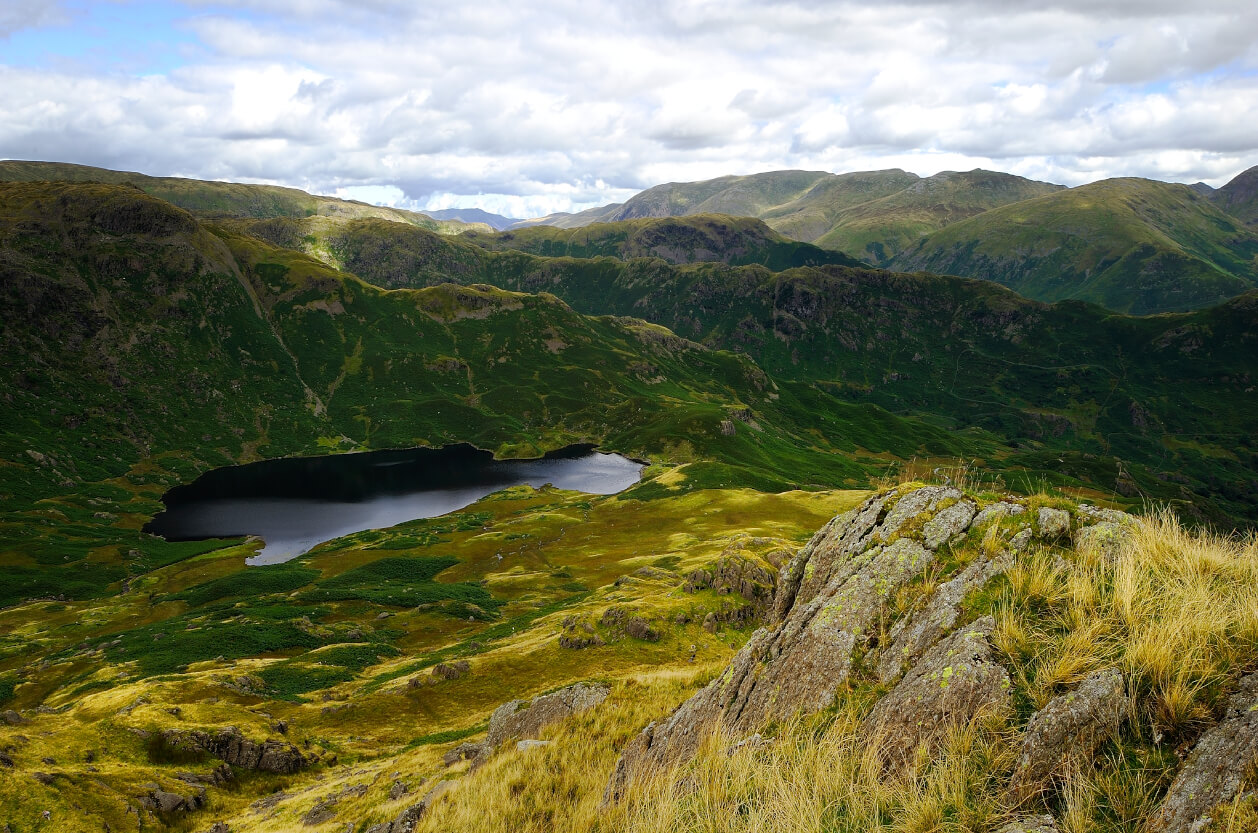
[409,506,1258,833]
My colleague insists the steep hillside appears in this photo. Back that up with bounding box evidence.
[460,214,864,269]
[808,169,1063,262]
[892,178,1258,314]
[1212,164,1258,226]
[525,168,1059,263]
[236,214,1258,526]
[0,160,484,233]
[0,181,998,607]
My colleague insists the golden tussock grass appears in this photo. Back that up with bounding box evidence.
[414,507,1258,833]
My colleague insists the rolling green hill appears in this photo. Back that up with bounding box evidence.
[891,177,1258,314]
[525,168,1060,262]
[0,159,485,233]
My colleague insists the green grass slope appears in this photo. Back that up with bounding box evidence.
[892,177,1258,313]
[221,207,1258,525]
[809,169,1063,263]
[0,181,989,608]
[0,159,484,233]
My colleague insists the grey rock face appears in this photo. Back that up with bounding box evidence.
[971,501,1026,529]
[162,726,307,774]
[876,552,1010,684]
[922,499,976,549]
[1037,507,1071,539]
[606,486,982,802]
[1010,667,1125,798]
[1153,672,1258,833]
[995,816,1059,833]
[485,683,608,750]
[1074,519,1137,562]
[863,616,1010,766]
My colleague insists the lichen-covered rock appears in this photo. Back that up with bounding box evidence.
[1071,523,1142,561]
[1152,672,1258,833]
[1010,667,1125,798]
[922,499,976,548]
[162,726,307,774]
[474,683,608,767]
[971,501,1026,529]
[607,486,973,801]
[995,816,1059,833]
[302,796,339,826]
[1037,507,1071,539]
[877,552,1010,684]
[863,616,1010,767]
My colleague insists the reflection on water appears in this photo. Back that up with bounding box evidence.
[144,444,642,564]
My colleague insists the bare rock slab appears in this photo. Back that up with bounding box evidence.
[1010,667,1125,798]
[1153,672,1258,833]
[863,615,1010,767]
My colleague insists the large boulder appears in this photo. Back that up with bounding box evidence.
[1010,667,1125,798]
[1152,672,1258,833]
[161,726,307,774]
[485,683,609,750]
[606,486,988,803]
[862,616,1010,766]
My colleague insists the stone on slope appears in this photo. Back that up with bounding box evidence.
[470,682,609,769]
[970,501,1026,529]
[922,499,976,549]
[995,816,1060,833]
[1010,667,1125,798]
[161,726,307,773]
[876,552,1010,684]
[862,615,1010,766]
[362,779,455,833]
[1036,508,1071,539]
[606,486,973,802]
[1152,672,1258,833]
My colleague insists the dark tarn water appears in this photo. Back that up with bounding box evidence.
[144,444,642,565]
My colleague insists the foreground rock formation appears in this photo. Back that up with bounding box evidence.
[607,485,1010,802]
[603,484,1258,832]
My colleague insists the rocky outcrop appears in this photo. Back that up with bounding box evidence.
[362,779,455,833]
[606,485,1008,802]
[484,683,609,753]
[1153,672,1258,833]
[161,726,308,774]
[863,616,1010,766]
[1010,667,1125,798]
[876,552,1010,684]
[1036,507,1071,539]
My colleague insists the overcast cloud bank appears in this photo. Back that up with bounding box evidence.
[2,0,1256,217]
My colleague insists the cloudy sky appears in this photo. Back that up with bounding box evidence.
[2,0,1257,217]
